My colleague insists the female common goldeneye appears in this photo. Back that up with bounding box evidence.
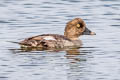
[19,18,95,49]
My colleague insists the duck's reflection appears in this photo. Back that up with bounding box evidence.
[10,46,81,53]
[10,47,94,80]
[10,47,89,62]
[66,49,80,55]
[65,48,89,80]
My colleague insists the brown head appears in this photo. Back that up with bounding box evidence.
[64,18,96,40]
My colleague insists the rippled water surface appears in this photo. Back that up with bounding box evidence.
[0,0,120,80]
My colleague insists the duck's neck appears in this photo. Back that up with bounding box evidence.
[64,34,79,41]
[69,37,79,40]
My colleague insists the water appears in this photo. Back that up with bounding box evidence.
[0,0,120,80]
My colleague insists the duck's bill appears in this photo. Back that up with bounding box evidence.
[82,27,96,35]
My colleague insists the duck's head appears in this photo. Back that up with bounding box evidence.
[64,18,96,40]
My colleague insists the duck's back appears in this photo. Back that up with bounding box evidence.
[19,34,74,48]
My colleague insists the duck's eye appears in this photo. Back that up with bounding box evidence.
[76,24,81,28]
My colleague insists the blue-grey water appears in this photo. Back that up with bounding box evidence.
[0,0,120,80]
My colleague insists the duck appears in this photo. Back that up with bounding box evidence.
[19,18,96,49]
